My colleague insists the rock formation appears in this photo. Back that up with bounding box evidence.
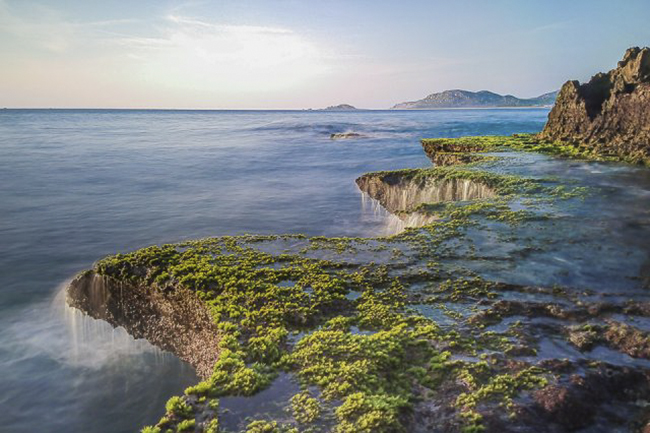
[356,172,495,215]
[67,271,220,378]
[330,132,365,139]
[539,47,650,164]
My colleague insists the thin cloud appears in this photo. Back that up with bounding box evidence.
[112,13,333,95]
[529,20,573,34]
[166,15,293,35]
[0,0,139,52]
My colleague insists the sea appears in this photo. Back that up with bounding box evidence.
[1,108,648,432]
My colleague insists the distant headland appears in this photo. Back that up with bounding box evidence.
[313,91,558,111]
[392,89,558,109]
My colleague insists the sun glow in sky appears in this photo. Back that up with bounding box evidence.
[1,0,649,109]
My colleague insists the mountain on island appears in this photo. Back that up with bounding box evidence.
[392,89,558,109]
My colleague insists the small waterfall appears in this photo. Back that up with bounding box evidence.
[358,175,495,214]
[361,192,438,236]
[383,178,495,212]
[1,278,169,372]
[358,174,496,235]
[400,212,438,228]
[361,192,403,235]
[59,286,165,367]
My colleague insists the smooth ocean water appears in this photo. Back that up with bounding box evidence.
[0,108,566,432]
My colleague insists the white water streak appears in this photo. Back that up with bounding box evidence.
[360,192,437,236]
[3,279,169,371]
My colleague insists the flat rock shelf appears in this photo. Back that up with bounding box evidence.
[67,135,650,433]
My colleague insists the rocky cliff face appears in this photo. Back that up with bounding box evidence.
[355,171,496,225]
[539,47,650,164]
[67,271,220,378]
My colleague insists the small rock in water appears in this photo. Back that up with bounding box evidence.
[330,132,365,139]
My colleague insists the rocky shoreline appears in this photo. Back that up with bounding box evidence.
[66,133,650,432]
[65,48,650,433]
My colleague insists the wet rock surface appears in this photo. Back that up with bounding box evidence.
[540,47,650,165]
[66,134,650,432]
[421,138,493,166]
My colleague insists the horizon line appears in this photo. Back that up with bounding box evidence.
[0,106,553,111]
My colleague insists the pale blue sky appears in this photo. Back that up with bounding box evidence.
[1,0,649,108]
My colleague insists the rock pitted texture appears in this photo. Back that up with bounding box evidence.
[67,271,220,378]
[539,47,650,164]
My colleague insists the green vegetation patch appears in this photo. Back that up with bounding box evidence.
[83,133,613,433]
[422,134,650,166]
[359,164,543,197]
[91,233,552,433]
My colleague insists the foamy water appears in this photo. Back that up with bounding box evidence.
[5,281,163,370]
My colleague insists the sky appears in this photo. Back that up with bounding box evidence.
[1,0,649,109]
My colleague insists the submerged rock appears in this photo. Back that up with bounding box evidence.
[65,129,650,432]
[539,47,650,165]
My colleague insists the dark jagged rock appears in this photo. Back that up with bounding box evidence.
[533,384,594,430]
[531,366,650,432]
[539,47,650,164]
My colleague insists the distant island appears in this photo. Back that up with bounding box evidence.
[392,89,558,109]
[321,104,358,111]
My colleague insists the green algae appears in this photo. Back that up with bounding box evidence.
[454,365,548,432]
[359,164,543,197]
[244,421,297,433]
[106,232,549,432]
[75,132,630,433]
[99,236,444,432]
[290,392,321,425]
[421,134,650,166]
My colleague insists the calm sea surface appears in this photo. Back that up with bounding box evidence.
[0,108,585,432]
